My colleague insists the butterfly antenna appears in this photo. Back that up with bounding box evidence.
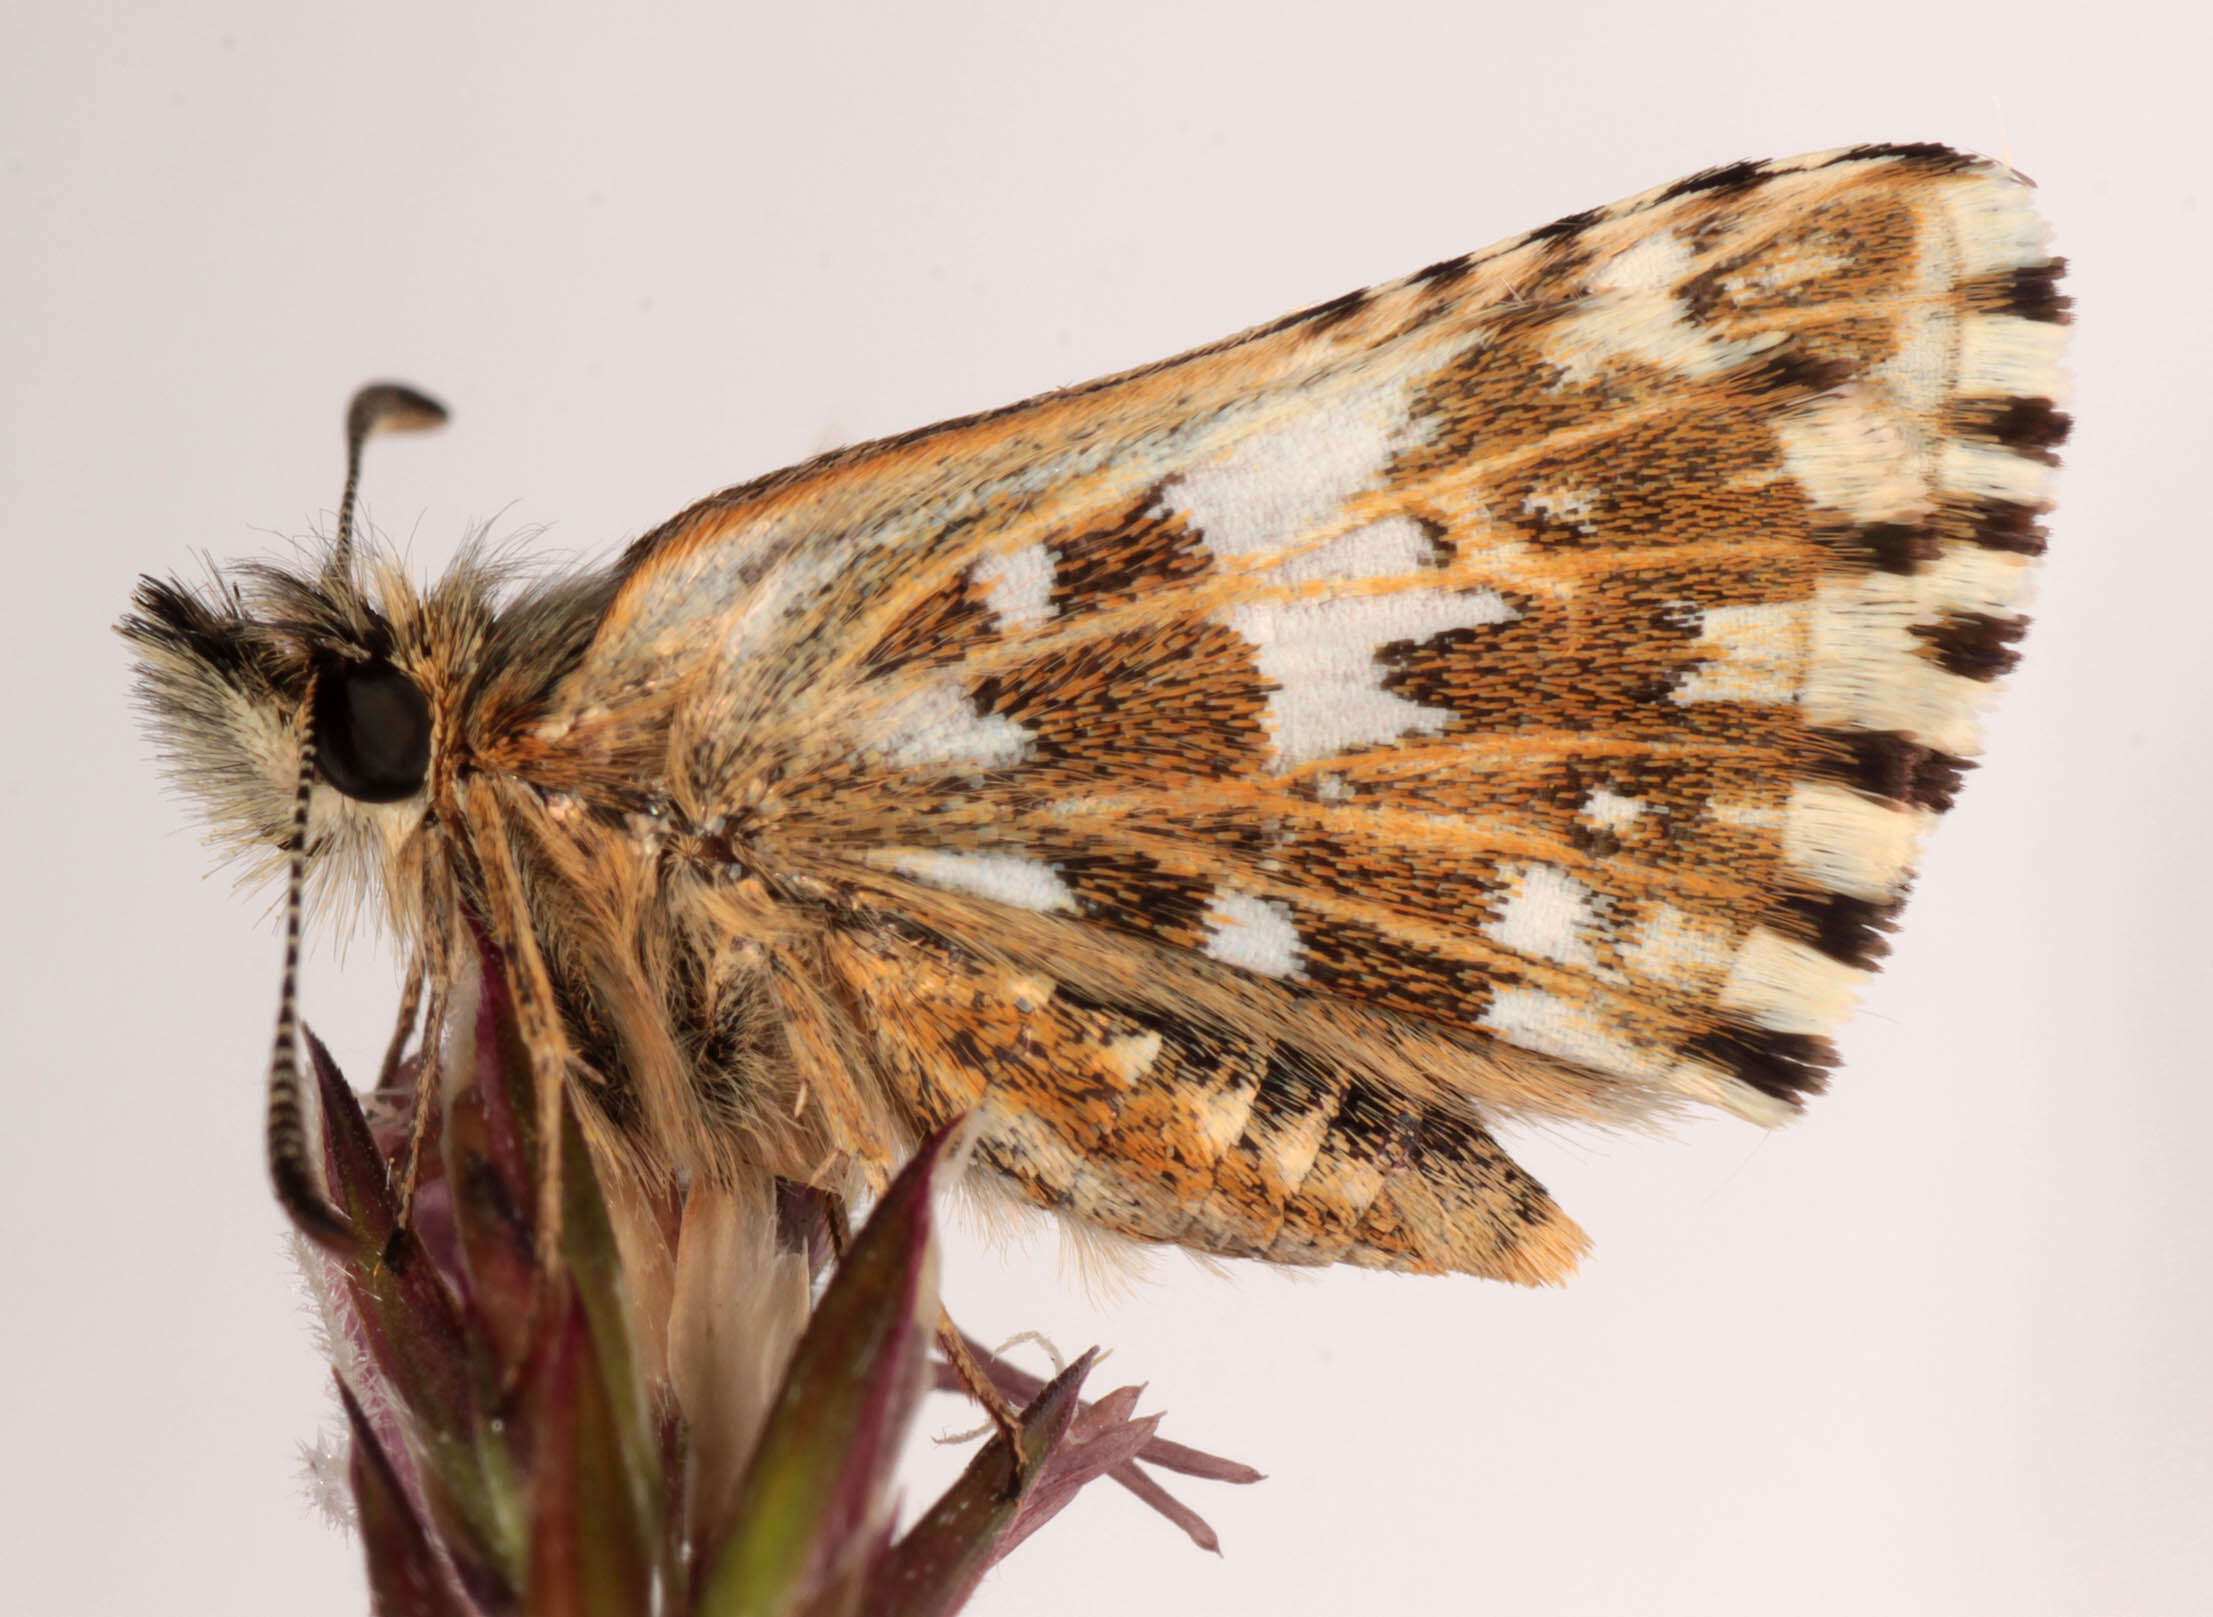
[274,382,447,1246]
[265,676,355,1251]
[330,382,449,579]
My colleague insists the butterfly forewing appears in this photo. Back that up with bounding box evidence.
[490,148,2072,1281]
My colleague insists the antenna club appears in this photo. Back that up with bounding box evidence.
[332,381,447,578]
[347,382,449,442]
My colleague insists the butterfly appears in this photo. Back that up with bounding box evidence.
[122,143,2069,1287]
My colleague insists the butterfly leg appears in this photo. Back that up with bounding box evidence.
[822,1184,1019,1443]
[374,953,425,1092]
[384,980,447,1260]
[462,780,577,1289]
[934,1305,1024,1446]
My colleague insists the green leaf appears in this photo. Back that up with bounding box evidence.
[521,1293,657,1617]
[339,1376,470,1617]
[692,1125,956,1617]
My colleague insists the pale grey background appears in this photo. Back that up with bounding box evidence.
[5,3,2207,1613]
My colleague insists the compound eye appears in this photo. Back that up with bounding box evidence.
[311,658,432,803]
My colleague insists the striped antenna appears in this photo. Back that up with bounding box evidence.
[276,382,447,1245]
[330,383,448,579]
[264,674,355,1251]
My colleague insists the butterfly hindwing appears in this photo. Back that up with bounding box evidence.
[821,916,1581,1281]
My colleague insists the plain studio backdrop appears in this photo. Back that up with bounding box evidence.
[5,4,2206,1613]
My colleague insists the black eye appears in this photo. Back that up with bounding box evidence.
[311,658,432,803]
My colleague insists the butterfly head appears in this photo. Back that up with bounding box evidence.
[121,554,445,893]
[119,385,461,916]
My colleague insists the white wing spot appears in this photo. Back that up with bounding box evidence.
[1776,387,1929,525]
[1100,1031,1164,1088]
[1621,903,1737,989]
[1189,1071,1260,1158]
[875,678,1033,770]
[1546,229,1782,383]
[1671,602,1807,707]
[1202,889,1303,978]
[1227,584,1518,767]
[883,849,1075,913]
[1483,862,1604,969]
[1166,374,1423,561]
[1479,986,1658,1079]
[972,542,1058,631]
[1162,377,1517,767]
[1579,788,1646,833]
[1254,1100,1334,1205]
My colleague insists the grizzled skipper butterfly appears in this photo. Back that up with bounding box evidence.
[122,145,2068,1284]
